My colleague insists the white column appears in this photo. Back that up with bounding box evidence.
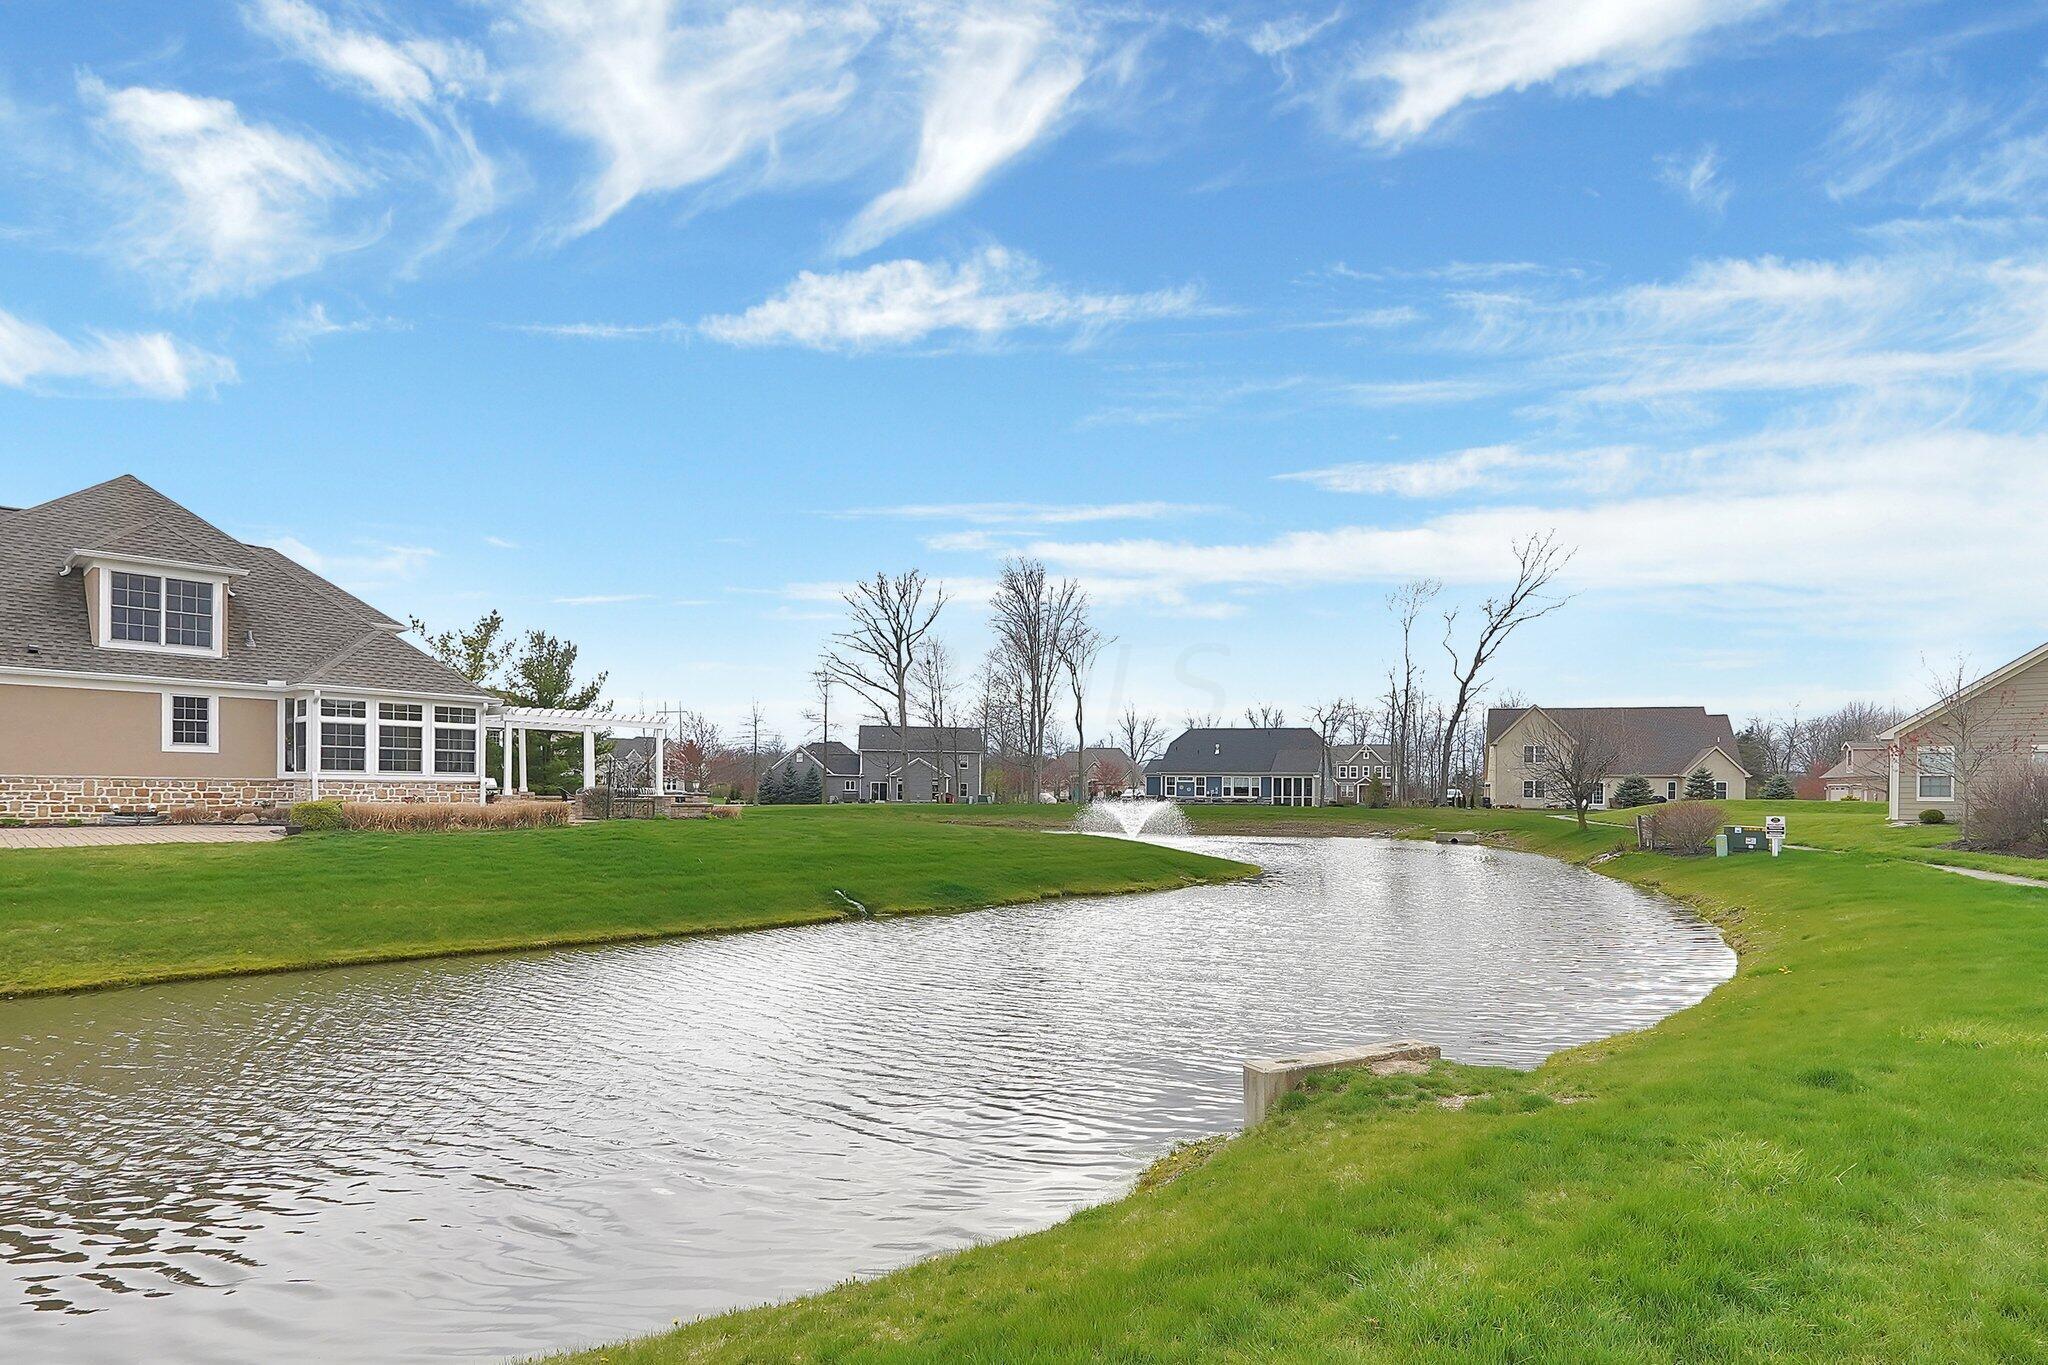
[515,728,526,793]
[476,713,487,803]
[309,689,322,800]
[652,728,665,795]
[583,729,596,791]
[501,720,513,797]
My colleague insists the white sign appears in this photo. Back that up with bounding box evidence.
[1764,814,1787,835]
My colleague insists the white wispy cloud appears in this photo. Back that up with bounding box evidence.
[1822,78,1981,201]
[484,535,520,549]
[1279,444,1638,497]
[508,0,874,237]
[244,0,499,255]
[1341,0,1791,147]
[700,246,1202,350]
[551,592,654,605]
[275,301,407,348]
[1657,143,1729,213]
[507,319,693,340]
[837,6,1088,255]
[270,535,437,588]
[0,304,236,399]
[837,500,1211,524]
[79,74,368,298]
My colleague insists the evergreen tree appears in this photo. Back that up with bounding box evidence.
[762,765,789,805]
[1762,773,1795,800]
[800,766,823,804]
[1684,766,1719,800]
[1363,775,1390,808]
[1611,775,1655,809]
[500,629,606,796]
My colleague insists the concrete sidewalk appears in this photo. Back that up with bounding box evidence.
[0,825,285,851]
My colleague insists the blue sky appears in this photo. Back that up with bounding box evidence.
[4,0,2046,743]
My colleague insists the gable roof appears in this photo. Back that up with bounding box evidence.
[1332,743,1394,765]
[1149,727,1327,775]
[0,475,487,699]
[773,740,859,775]
[1822,740,1889,783]
[1488,705,1749,777]
[856,725,983,752]
[1881,639,2048,740]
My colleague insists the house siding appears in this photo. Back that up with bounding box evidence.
[1485,710,1747,808]
[1889,652,2048,822]
[0,681,277,779]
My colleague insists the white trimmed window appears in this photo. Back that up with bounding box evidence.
[321,699,368,772]
[102,569,222,654]
[1715,781,1729,800]
[1522,743,1551,765]
[379,702,424,773]
[1590,784,1605,805]
[284,699,308,772]
[434,706,479,774]
[163,693,217,752]
[1917,745,1955,801]
[842,778,857,793]
[1522,779,1546,799]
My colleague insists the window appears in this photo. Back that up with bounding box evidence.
[321,698,367,771]
[958,756,970,769]
[432,706,479,776]
[164,578,214,648]
[111,571,161,643]
[1917,745,1955,801]
[379,702,424,773]
[1715,782,1728,800]
[1522,743,1550,765]
[1522,779,1547,799]
[1590,784,1606,806]
[1666,781,1678,800]
[284,699,307,772]
[164,693,215,751]
[843,778,857,793]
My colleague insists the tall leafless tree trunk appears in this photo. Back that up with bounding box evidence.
[989,557,1081,803]
[827,570,947,802]
[1059,609,1109,803]
[1438,533,1573,803]
[1308,697,1359,799]
[1914,654,2017,838]
[1533,710,1628,829]
[915,639,963,800]
[1385,577,1440,804]
[1116,706,1168,770]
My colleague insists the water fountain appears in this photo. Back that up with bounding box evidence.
[1073,794,1193,839]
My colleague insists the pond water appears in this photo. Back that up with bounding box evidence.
[0,835,1732,1363]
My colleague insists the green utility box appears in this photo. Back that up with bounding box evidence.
[1724,825,1769,854]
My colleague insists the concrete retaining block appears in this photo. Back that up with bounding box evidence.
[1243,1040,1442,1126]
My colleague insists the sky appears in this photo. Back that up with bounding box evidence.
[3,0,2046,746]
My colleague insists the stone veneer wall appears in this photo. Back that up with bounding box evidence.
[0,775,483,823]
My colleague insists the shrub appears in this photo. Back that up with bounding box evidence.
[335,799,572,832]
[1364,776,1390,808]
[1648,800,1725,855]
[1761,774,1795,800]
[1611,775,1655,809]
[1919,807,1947,825]
[291,799,345,830]
[1963,764,2048,849]
[1684,767,1720,801]
[164,805,214,825]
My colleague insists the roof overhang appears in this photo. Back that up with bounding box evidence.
[63,549,252,580]
[1881,638,2048,740]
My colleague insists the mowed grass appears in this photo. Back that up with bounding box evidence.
[0,812,1253,997]
[547,806,2048,1364]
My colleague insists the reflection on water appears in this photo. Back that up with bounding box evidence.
[0,835,1732,1363]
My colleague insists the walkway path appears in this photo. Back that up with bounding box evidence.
[0,825,284,852]
[1927,862,2048,888]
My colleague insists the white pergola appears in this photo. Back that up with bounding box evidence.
[488,707,670,795]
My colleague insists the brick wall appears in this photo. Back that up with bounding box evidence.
[0,775,483,823]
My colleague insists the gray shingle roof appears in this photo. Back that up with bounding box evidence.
[1821,741,1888,782]
[0,475,488,699]
[771,740,858,776]
[1149,727,1327,775]
[1487,706,1745,776]
[857,725,984,753]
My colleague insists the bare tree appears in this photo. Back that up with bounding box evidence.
[1532,710,1628,829]
[1437,533,1574,801]
[1307,697,1360,796]
[988,557,1082,802]
[1798,701,1905,773]
[670,711,721,793]
[744,700,780,802]
[1058,605,1110,803]
[1116,706,1169,770]
[914,639,965,800]
[827,570,948,802]
[1384,577,1440,804]
[800,660,835,747]
[1909,654,2019,837]
[1243,704,1288,727]
[1184,710,1223,730]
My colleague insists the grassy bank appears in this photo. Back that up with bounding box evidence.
[552,804,2048,1363]
[0,814,1253,997]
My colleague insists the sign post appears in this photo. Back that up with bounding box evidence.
[1764,813,1787,858]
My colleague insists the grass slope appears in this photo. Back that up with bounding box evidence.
[0,813,1252,997]
[551,806,2048,1363]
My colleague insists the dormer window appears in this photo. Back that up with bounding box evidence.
[110,572,162,643]
[81,557,232,658]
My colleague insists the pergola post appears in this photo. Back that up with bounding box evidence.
[582,729,596,791]
[501,720,513,797]
[652,728,665,795]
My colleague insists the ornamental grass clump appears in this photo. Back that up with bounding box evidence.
[335,800,572,832]
[1647,800,1725,855]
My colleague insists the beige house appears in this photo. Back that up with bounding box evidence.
[1484,705,1749,810]
[1880,640,2048,824]
[0,475,504,822]
[1819,741,1889,802]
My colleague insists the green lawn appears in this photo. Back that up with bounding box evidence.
[0,812,1253,997]
[548,803,2048,1363]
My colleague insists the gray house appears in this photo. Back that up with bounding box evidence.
[1144,727,1328,806]
[762,740,861,802]
[1329,743,1396,802]
[856,725,984,802]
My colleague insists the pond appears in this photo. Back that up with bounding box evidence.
[0,834,1732,1363]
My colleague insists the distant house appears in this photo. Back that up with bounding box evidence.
[762,740,860,803]
[1144,727,1328,806]
[856,725,984,802]
[1483,706,1749,809]
[1819,741,1889,802]
[1050,745,1138,800]
[1329,743,1395,803]
[1879,639,2048,823]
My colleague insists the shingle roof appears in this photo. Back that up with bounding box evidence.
[1332,743,1394,766]
[857,725,984,752]
[1149,727,1328,775]
[1821,741,1889,783]
[0,475,488,699]
[775,740,858,775]
[1487,706,1746,777]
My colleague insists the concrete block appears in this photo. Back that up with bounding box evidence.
[1243,1040,1441,1126]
